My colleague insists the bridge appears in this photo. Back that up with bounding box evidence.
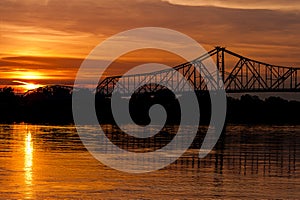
[97,47,300,95]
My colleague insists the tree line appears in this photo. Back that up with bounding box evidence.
[0,85,299,124]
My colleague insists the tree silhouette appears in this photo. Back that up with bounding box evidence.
[0,87,19,122]
[0,85,299,124]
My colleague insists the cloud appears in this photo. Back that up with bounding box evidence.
[162,0,300,11]
[0,23,103,58]
[0,0,300,87]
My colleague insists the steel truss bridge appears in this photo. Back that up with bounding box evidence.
[97,47,300,95]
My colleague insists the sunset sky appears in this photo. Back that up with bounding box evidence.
[1,0,300,92]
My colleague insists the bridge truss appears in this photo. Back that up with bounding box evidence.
[97,47,300,95]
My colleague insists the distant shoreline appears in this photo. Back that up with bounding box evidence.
[0,86,299,125]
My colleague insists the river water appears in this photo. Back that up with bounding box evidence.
[0,124,299,199]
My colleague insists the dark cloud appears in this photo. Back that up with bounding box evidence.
[0,56,83,69]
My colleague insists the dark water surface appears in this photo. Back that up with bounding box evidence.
[0,124,299,199]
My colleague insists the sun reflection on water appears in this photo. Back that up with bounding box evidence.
[24,127,33,198]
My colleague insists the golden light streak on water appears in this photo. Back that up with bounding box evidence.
[24,126,33,199]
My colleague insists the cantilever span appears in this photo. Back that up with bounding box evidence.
[96,47,300,95]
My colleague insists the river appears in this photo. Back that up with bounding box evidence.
[0,124,299,199]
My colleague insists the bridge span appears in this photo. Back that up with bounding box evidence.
[97,47,300,95]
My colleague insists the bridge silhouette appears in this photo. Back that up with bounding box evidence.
[97,47,300,96]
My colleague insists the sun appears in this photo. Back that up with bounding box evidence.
[6,71,48,93]
[23,83,40,90]
[13,80,43,92]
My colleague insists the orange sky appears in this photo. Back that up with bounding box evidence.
[1,0,300,92]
